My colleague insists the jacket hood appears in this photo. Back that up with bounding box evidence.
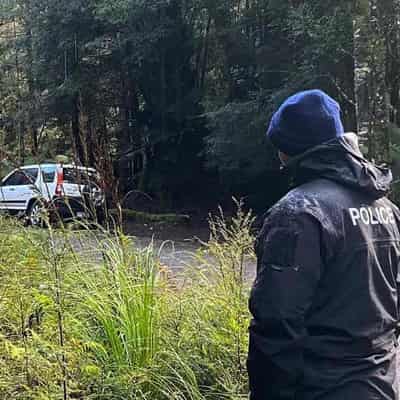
[285,133,393,199]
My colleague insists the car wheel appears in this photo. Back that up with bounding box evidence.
[28,201,47,227]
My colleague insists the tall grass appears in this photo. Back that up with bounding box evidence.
[0,203,254,399]
[78,237,159,370]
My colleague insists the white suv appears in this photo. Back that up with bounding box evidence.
[0,164,106,226]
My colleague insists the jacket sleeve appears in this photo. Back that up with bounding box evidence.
[247,211,323,400]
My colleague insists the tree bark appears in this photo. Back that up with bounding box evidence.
[71,95,85,164]
[200,15,212,91]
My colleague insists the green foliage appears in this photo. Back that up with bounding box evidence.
[205,101,275,186]
[202,0,358,198]
[3,0,400,207]
[0,0,364,208]
[0,203,254,399]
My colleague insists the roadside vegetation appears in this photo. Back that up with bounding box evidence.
[0,204,255,400]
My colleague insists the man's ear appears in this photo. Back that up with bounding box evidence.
[278,151,290,166]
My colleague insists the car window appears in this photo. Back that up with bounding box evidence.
[2,171,22,186]
[3,168,38,186]
[24,168,39,183]
[63,168,99,186]
[41,166,56,183]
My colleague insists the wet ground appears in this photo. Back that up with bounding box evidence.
[69,220,257,279]
[126,221,257,277]
[123,218,211,242]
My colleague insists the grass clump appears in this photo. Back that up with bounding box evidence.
[0,201,254,399]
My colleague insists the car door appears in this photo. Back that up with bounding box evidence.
[38,165,57,201]
[0,168,39,211]
[0,170,22,210]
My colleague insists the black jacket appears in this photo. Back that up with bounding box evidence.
[248,133,400,400]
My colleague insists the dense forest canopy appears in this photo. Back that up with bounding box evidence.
[1,0,400,211]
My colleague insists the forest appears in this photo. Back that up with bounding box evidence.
[1,0,400,212]
[2,2,400,399]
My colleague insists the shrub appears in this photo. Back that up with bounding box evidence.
[0,202,254,399]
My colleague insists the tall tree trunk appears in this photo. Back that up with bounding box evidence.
[71,95,85,164]
[13,16,25,164]
[24,0,39,157]
[160,49,167,138]
[200,15,212,91]
[377,0,399,162]
[338,2,358,132]
[119,67,139,152]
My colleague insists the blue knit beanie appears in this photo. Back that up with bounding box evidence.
[266,89,344,156]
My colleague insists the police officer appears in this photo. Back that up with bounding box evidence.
[248,90,400,400]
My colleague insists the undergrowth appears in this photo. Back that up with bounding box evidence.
[0,203,255,399]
